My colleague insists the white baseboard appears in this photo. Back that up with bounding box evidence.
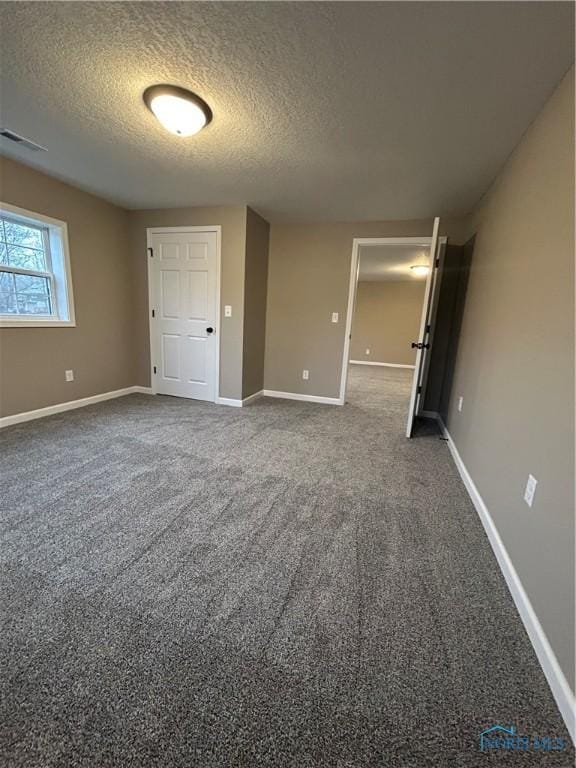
[437,416,575,743]
[263,389,341,406]
[2,386,261,424]
[216,397,243,408]
[216,390,264,408]
[0,385,153,428]
[350,360,415,369]
[132,386,153,395]
[153,389,324,409]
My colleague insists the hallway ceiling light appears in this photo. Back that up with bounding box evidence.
[410,265,429,277]
[143,85,212,137]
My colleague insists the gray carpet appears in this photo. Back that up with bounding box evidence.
[0,365,572,767]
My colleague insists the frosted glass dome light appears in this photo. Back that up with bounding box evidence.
[143,85,212,137]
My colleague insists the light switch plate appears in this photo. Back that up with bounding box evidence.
[331,312,339,323]
[365,348,370,355]
[224,305,232,317]
[65,369,74,382]
[302,369,309,380]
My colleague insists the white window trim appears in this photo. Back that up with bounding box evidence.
[0,202,76,328]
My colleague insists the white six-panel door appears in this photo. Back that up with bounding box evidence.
[149,230,218,401]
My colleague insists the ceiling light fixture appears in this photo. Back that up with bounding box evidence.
[143,84,212,137]
[410,265,430,276]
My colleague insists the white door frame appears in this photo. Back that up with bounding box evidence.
[339,235,447,406]
[146,225,222,400]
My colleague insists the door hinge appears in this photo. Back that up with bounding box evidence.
[435,257,440,267]
[151,309,155,318]
[417,385,422,394]
[148,247,154,258]
[153,366,157,374]
[426,323,431,334]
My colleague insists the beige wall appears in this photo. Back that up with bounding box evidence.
[242,208,270,398]
[127,206,247,401]
[264,218,467,398]
[445,68,575,689]
[0,157,133,417]
[350,280,425,366]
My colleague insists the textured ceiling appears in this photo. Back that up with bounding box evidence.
[0,2,573,220]
[359,244,429,282]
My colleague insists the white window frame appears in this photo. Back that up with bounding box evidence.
[0,202,76,327]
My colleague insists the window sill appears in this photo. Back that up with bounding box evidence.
[0,318,76,328]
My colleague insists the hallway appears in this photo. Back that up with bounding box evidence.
[0,377,571,766]
[345,362,413,411]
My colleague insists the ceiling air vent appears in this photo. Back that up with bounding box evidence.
[0,129,47,152]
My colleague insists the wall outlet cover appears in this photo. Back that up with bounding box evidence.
[224,305,232,317]
[331,312,339,323]
[65,370,74,382]
[458,396,464,412]
[302,369,309,380]
[365,348,370,355]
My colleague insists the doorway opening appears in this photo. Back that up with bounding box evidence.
[340,222,446,436]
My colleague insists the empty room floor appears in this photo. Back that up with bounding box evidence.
[1,368,572,766]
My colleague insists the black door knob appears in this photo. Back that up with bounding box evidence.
[206,327,214,334]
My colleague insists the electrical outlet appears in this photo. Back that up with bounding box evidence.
[365,348,370,356]
[302,369,309,380]
[224,305,232,317]
[65,369,74,382]
[524,474,538,508]
[331,312,339,323]
[458,396,464,412]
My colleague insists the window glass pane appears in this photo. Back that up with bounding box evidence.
[6,245,46,271]
[0,271,17,314]
[3,219,44,250]
[0,243,7,266]
[13,273,52,315]
[6,245,46,272]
